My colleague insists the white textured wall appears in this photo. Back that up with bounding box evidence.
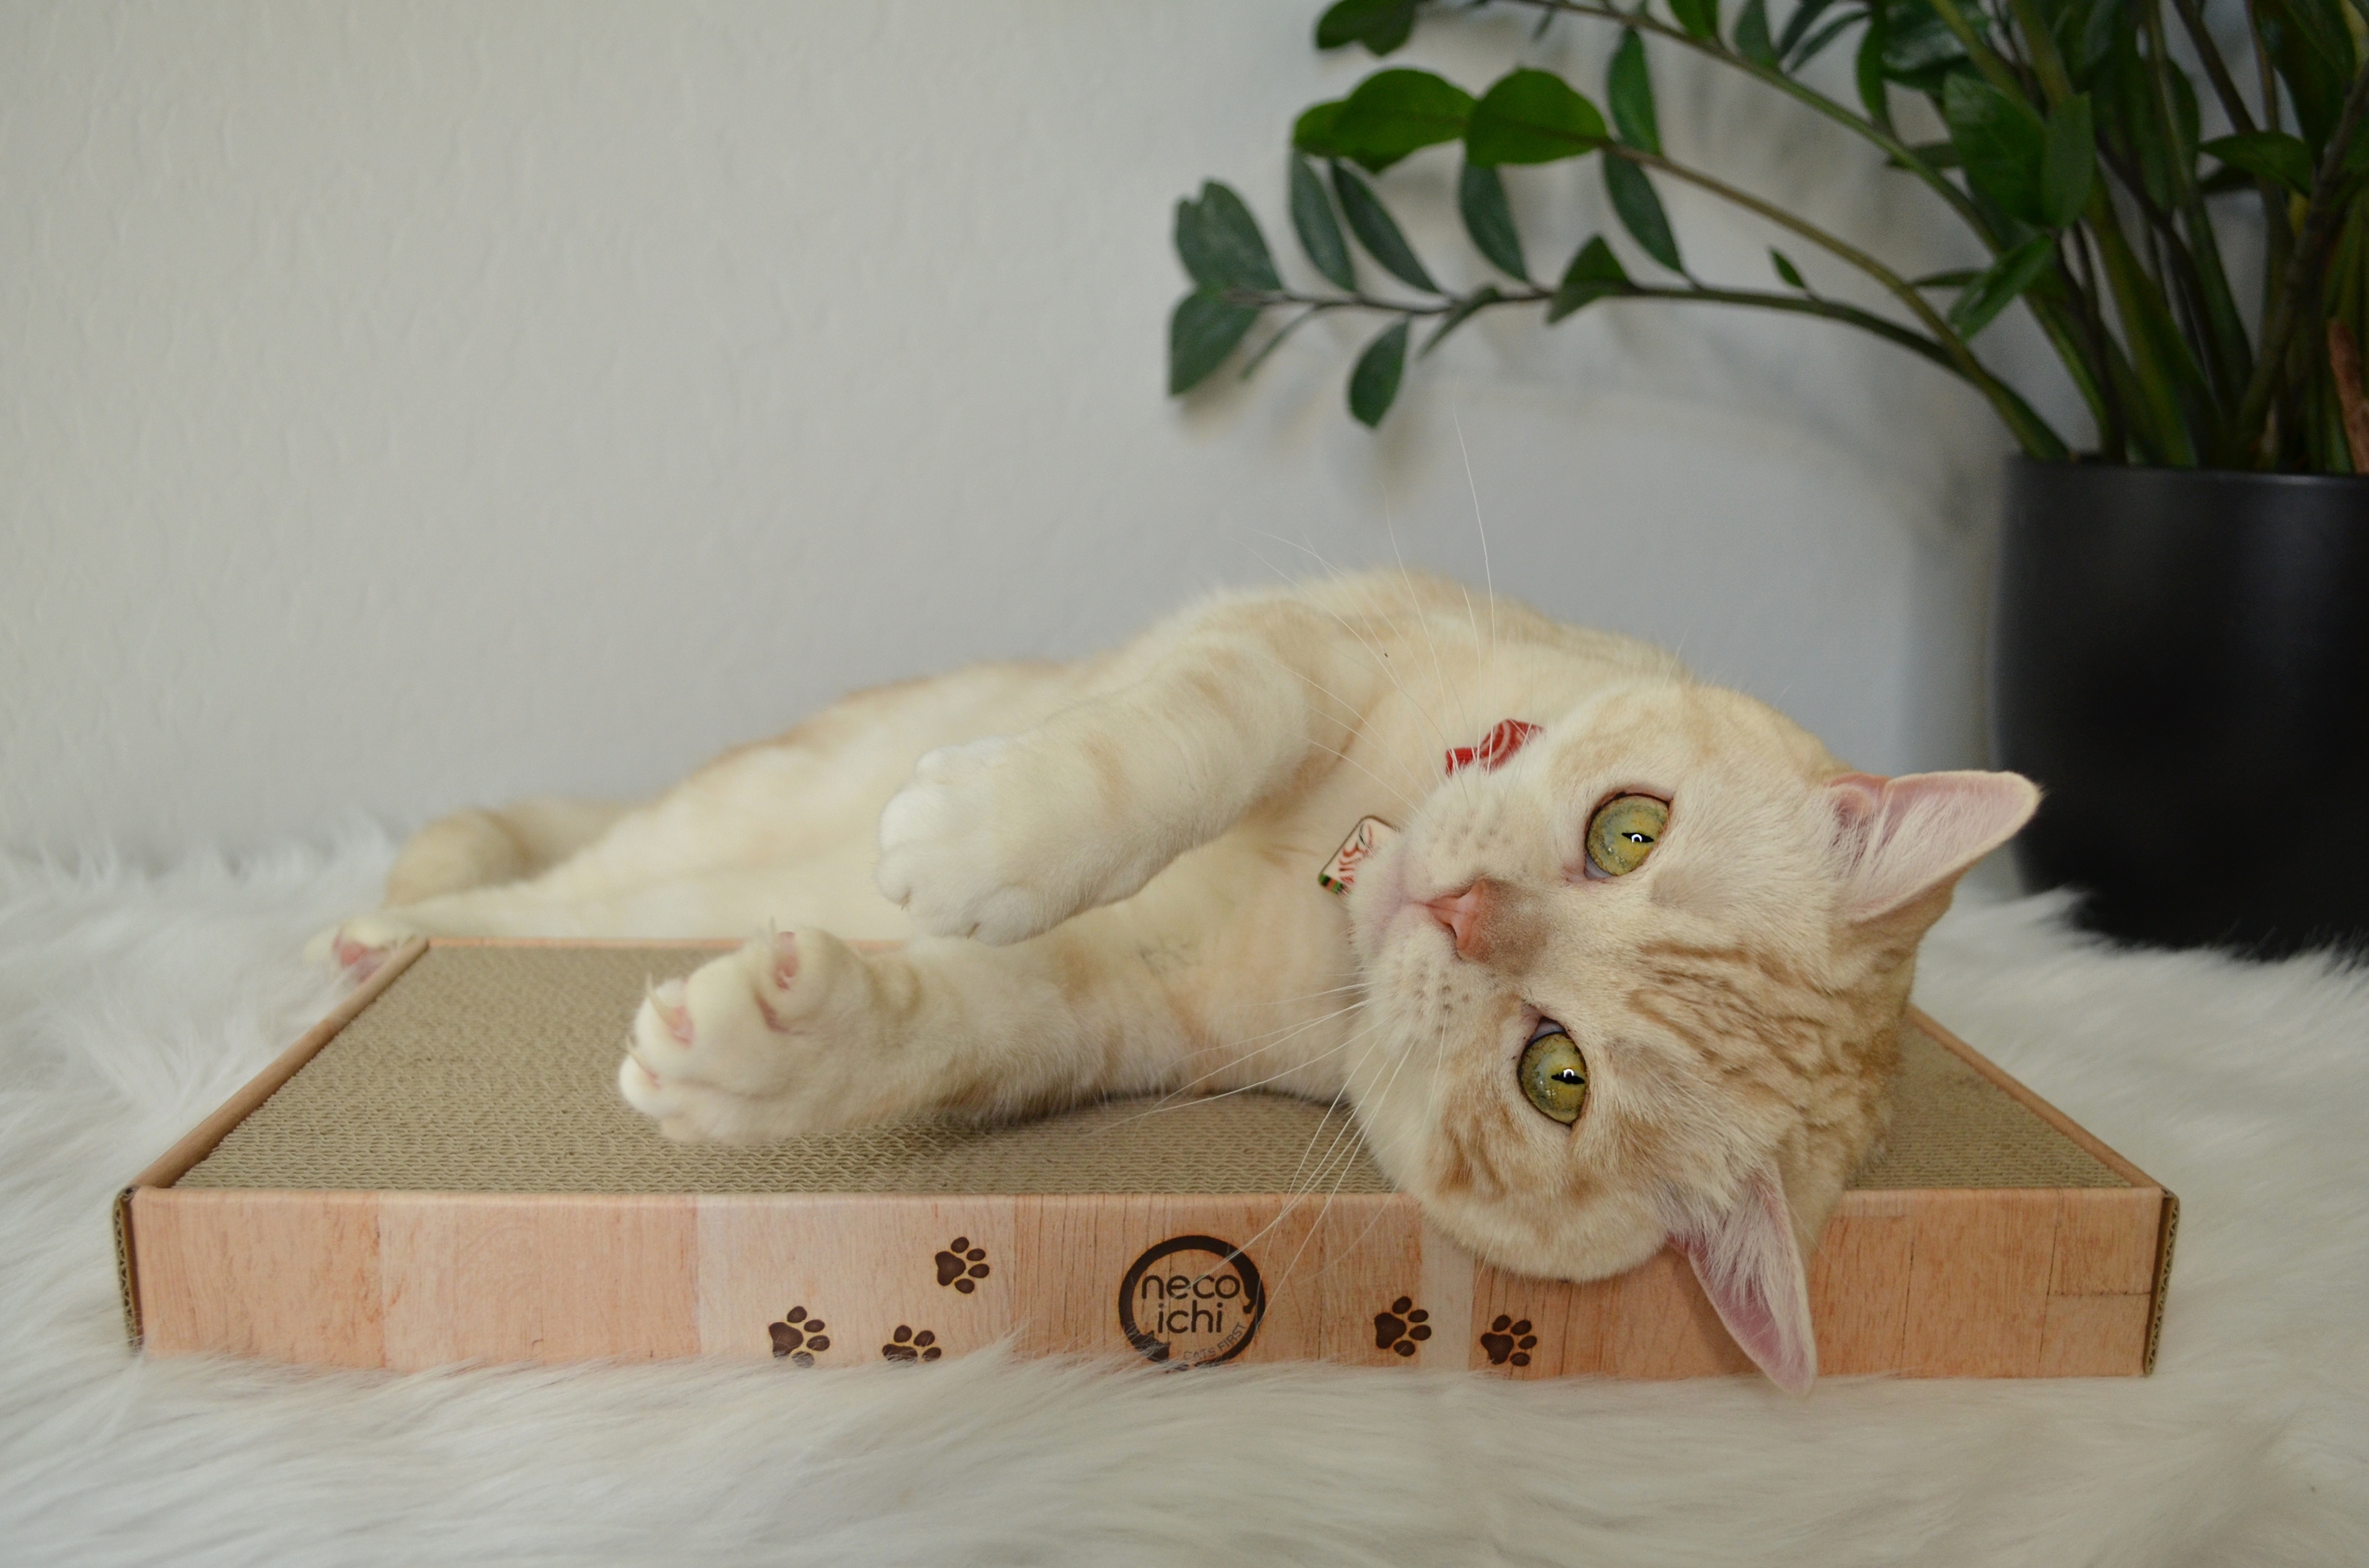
[1,2,2067,856]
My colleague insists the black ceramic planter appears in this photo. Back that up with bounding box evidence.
[1992,460,2369,956]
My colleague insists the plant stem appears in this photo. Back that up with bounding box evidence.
[1238,306,1327,379]
[2004,0,2074,105]
[1231,280,1982,380]
[1920,0,2027,98]
[2070,228,2129,458]
[1608,146,2070,456]
[2167,0,2257,136]
[2233,62,2369,462]
[1500,0,2002,248]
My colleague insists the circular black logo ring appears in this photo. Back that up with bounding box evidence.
[1116,1234,1266,1367]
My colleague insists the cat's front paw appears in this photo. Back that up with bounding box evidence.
[618,930,886,1142]
[875,737,1078,945]
[305,913,425,977]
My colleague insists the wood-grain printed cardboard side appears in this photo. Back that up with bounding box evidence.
[1009,1195,1331,1365]
[695,1194,1019,1368]
[135,1188,385,1367]
[1809,1195,1916,1376]
[1899,1188,2059,1376]
[117,939,428,1348]
[377,1193,699,1369]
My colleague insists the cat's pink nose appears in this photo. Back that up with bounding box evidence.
[1426,884,1487,956]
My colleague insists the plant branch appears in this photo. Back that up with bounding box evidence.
[2069,227,2128,457]
[2004,0,2074,105]
[2234,61,2369,460]
[1497,0,2003,247]
[1229,280,1981,380]
[1238,306,1327,379]
[1605,145,2069,455]
[2167,0,2257,136]
[1920,0,2028,98]
[2137,0,2253,414]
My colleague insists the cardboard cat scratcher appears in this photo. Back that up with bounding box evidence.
[116,940,2175,1378]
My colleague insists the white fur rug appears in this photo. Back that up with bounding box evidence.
[2,838,2364,1566]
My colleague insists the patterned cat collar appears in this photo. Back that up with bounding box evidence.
[1444,718,1543,775]
[1320,816,1396,894]
[1321,719,1542,895]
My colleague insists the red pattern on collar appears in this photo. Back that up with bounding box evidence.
[1444,719,1543,776]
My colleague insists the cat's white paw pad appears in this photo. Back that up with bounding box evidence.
[876,737,1065,944]
[618,931,874,1140]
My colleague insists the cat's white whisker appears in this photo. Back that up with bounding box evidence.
[1112,1015,1388,1130]
[1247,535,1461,756]
[351,560,2034,1395]
[1383,501,1485,762]
[1451,396,1497,656]
[1124,1001,1374,1111]
[1243,653,1427,814]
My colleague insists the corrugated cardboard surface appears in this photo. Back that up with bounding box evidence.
[180,946,2125,1196]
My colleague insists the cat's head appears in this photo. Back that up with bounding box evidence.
[1344,680,2038,1392]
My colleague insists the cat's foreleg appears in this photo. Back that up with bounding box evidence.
[617,922,1184,1142]
[876,599,1378,944]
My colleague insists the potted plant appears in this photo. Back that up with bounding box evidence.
[1170,0,2369,956]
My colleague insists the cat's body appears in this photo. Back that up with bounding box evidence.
[329,571,2036,1390]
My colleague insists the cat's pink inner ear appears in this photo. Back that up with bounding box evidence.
[1827,769,2041,920]
[1672,1162,1817,1395]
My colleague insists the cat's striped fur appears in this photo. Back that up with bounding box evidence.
[326,571,2036,1389]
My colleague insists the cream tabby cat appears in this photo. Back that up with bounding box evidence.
[324,571,2037,1392]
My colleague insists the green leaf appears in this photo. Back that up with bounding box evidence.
[1290,155,1356,289]
[1315,0,1422,55]
[1908,267,1983,288]
[2200,130,2316,196]
[1770,248,1808,290]
[1854,7,1891,127]
[1423,285,1503,356]
[1943,73,2049,226]
[2064,0,2121,83]
[1331,68,1476,173]
[1670,0,1721,41]
[2255,0,2350,156]
[1348,318,1412,426]
[1788,8,1864,71]
[1331,163,1441,292]
[1776,0,1841,58]
[1603,157,1683,273]
[1294,101,1348,159]
[1458,162,1529,280]
[1465,69,1608,165]
[1607,31,1661,155]
[1169,291,1261,394]
[1174,182,1282,293]
[1946,235,2054,339]
[1547,235,1631,322]
[1735,0,1781,67]
[1880,0,1972,91]
[2039,94,2095,228]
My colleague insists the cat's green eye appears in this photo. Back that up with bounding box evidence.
[1585,794,1668,877]
[1518,1024,1588,1125]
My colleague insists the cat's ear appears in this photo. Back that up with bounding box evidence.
[1825,770,2040,920]
[1671,1160,1817,1395]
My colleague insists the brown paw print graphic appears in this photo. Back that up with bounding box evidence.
[934,1237,991,1293]
[1373,1296,1433,1356]
[1480,1314,1538,1367]
[882,1325,942,1363]
[768,1305,830,1367]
